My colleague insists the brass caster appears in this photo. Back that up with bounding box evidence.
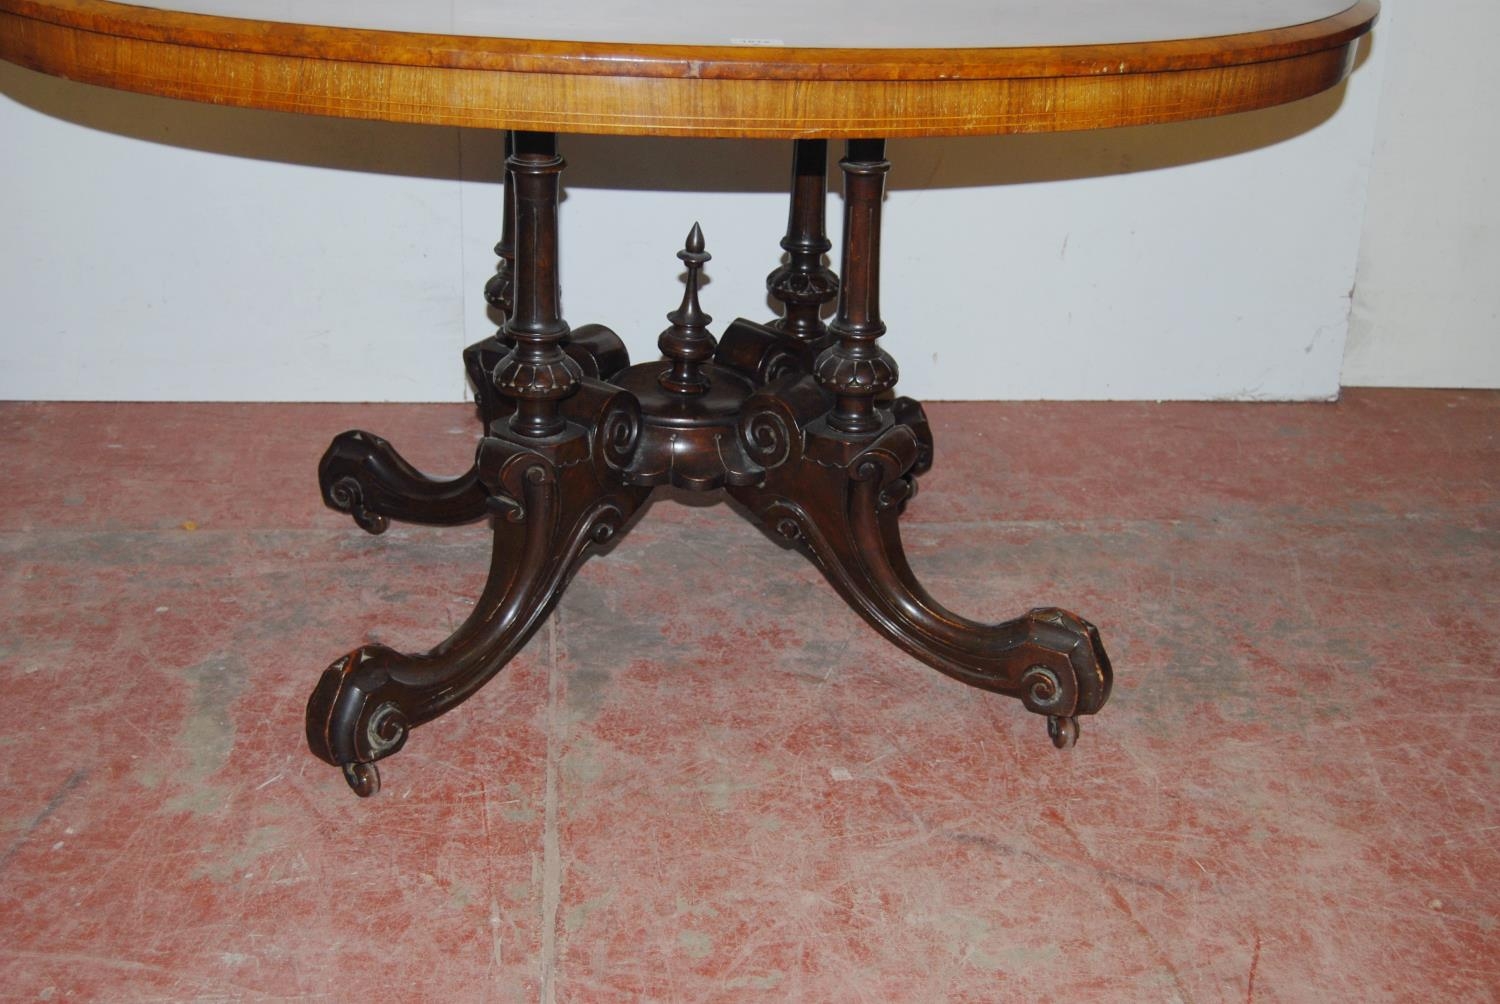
[1047,715,1079,750]
[342,761,381,797]
[353,510,390,536]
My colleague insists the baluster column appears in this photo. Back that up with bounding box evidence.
[492,131,581,439]
[767,139,839,345]
[815,138,897,436]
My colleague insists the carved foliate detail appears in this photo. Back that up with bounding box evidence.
[768,266,838,308]
[812,348,899,407]
[493,353,584,402]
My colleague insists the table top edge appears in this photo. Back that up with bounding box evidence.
[0,0,1379,82]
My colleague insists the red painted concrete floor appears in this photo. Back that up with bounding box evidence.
[0,390,1496,1002]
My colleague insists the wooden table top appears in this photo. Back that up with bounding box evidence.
[0,0,1378,137]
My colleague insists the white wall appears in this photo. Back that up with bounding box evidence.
[1,38,1386,403]
[1344,0,1500,388]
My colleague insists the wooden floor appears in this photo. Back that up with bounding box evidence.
[1,390,1496,1001]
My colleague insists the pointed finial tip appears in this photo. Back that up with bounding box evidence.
[686,222,705,254]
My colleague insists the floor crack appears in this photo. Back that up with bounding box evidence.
[0,769,87,874]
[540,612,562,1003]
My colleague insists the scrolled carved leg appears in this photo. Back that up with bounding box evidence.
[728,381,1112,744]
[310,131,1114,798]
[308,383,649,794]
[724,138,1109,742]
[310,132,654,796]
[319,430,490,532]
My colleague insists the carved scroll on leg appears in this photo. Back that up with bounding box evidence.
[308,385,648,795]
[319,430,491,533]
[728,389,1111,746]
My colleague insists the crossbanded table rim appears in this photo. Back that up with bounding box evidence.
[0,0,1377,81]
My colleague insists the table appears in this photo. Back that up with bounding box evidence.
[0,0,1379,797]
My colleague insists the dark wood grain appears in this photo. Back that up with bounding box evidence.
[308,133,1110,795]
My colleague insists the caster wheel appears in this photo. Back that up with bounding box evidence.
[1047,715,1079,750]
[342,761,381,797]
[353,510,390,536]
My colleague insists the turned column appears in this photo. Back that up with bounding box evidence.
[767,139,838,344]
[483,131,517,319]
[492,131,581,439]
[815,139,897,436]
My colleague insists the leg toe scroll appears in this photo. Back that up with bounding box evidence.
[305,644,412,789]
[728,382,1112,744]
[319,430,490,531]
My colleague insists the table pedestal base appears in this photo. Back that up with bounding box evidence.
[305,134,1112,797]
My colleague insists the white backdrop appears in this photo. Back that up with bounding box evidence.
[0,25,1413,402]
[1344,0,1500,387]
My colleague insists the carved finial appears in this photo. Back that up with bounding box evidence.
[684,220,706,257]
[658,223,715,395]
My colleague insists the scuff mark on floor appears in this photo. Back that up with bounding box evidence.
[0,769,87,873]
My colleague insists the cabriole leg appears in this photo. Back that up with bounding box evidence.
[727,139,1111,745]
[307,132,648,795]
[307,386,647,795]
